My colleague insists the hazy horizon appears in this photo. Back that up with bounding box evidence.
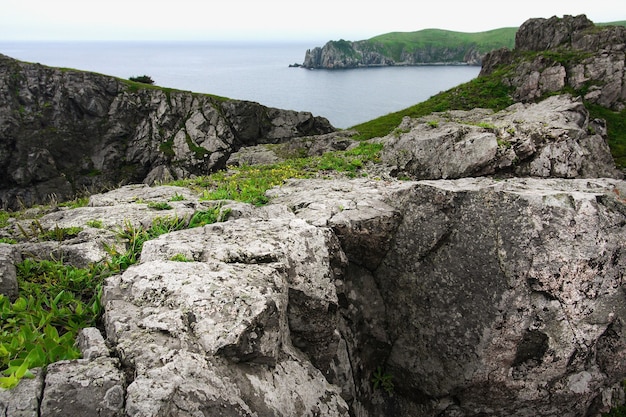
[2,0,624,43]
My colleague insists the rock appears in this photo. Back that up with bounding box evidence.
[40,358,125,417]
[379,94,622,180]
[2,175,626,416]
[0,243,20,300]
[0,54,334,209]
[514,14,595,51]
[77,327,110,360]
[227,130,360,166]
[0,368,43,417]
[100,212,350,416]
[268,177,626,416]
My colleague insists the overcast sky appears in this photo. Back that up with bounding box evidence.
[2,0,624,42]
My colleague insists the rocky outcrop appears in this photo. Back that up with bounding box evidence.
[480,15,626,110]
[3,13,626,417]
[380,94,622,180]
[0,54,334,209]
[3,175,626,416]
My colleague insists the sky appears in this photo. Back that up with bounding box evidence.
[1,0,625,43]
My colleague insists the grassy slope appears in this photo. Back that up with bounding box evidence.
[367,27,517,55]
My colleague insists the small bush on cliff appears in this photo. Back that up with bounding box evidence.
[128,75,155,85]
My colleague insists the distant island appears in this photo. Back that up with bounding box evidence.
[295,20,626,69]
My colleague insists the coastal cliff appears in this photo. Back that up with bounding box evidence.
[0,55,334,209]
[2,14,626,417]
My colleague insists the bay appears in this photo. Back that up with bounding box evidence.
[0,41,480,129]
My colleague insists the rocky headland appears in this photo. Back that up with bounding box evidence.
[1,14,626,417]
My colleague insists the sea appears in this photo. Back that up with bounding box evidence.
[0,41,481,129]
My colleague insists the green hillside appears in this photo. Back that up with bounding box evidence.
[366,27,517,59]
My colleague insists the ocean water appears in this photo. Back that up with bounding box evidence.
[0,41,480,129]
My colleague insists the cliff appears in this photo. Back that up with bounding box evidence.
[480,14,626,111]
[2,14,626,417]
[0,54,334,210]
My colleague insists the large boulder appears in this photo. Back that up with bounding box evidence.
[3,176,626,416]
[100,209,350,416]
[380,94,621,180]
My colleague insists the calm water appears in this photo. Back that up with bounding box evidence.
[0,41,480,129]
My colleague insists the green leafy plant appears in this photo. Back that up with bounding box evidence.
[170,253,192,262]
[147,201,173,211]
[0,259,108,389]
[106,216,187,271]
[372,366,394,395]
[128,75,154,85]
[188,206,231,228]
[170,193,185,202]
[86,219,104,229]
[40,225,83,242]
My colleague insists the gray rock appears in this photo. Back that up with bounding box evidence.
[101,212,350,416]
[481,15,626,111]
[3,175,626,416]
[40,358,125,417]
[267,176,626,416]
[0,368,43,417]
[380,94,622,180]
[0,243,20,300]
[0,54,334,209]
[77,327,110,360]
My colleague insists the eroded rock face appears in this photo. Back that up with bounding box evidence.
[380,94,622,180]
[2,176,626,416]
[481,15,626,111]
[0,54,334,209]
[101,208,350,416]
[270,177,626,417]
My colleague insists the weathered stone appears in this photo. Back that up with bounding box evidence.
[380,94,622,180]
[266,177,626,416]
[100,211,350,416]
[481,15,626,111]
[0,368,43,417]
[0,243,20,300]
[40,358,125,417]
[77,327,110,360]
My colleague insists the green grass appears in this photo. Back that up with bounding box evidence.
[588,104,626,167]
[168,142,383,205]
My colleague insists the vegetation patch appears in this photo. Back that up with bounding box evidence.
[0,259,107,388]
[147,201,173,211]
[0,210,231,389]
[185,134,210,159]
[169,142,383,205]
